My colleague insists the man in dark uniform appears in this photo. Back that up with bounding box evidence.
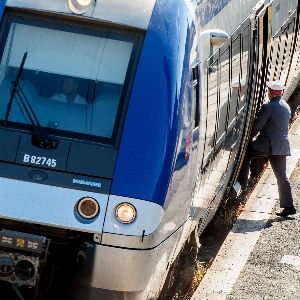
[238,80,296,217]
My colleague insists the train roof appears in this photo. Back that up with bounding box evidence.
[5,0,157,30]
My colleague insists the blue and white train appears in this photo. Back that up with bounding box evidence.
[0,0,298,299]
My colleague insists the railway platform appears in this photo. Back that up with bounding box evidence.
[192,102,300,300]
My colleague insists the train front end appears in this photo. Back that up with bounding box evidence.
[0,0,198,298]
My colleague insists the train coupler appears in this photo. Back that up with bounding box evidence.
[0,230,50,287]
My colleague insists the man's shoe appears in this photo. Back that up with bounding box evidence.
[276,207,296,217]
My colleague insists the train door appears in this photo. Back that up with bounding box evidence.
[223,21,251,186]
[190,51,219,222]
[248,3,273,119]
[226,2,274,193]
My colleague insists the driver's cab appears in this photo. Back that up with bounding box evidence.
[0,17,132,141]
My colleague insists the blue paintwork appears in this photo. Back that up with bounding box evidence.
[0,0,199,208]
[0,0,6,17]
[111,0,197,206]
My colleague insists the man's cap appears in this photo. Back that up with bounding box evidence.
[266,80,284,91]
[267,80,284,96]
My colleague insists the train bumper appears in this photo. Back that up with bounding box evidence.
[71,195,167,292]
[74,242,158,292]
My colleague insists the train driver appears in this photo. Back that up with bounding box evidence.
[51,77,86,105]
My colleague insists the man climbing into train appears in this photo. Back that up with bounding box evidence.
[238,80,296,217]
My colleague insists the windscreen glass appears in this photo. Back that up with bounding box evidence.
[0,15,142,142]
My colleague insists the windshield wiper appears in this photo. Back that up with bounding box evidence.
[4,52,27,124]
[3,52,57,149]
[16,84,57,149]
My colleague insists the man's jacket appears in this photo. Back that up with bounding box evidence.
[251,96,291,156]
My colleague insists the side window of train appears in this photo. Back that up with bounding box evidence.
[286,19,296,56]
[279,19,296,81]
[215,47,230,148]
[202,59,218,167]
[192,65,200,128]
[227,35,241,129]
[241,26,250,110]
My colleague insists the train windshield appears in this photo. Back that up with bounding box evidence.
[0,15,142,143]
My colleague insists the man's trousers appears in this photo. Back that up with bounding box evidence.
[238,147,294,208]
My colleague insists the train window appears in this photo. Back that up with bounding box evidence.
[240,26,250,110]
[203,59,218,163]
[232,35,241,87]
[286,19,296,56]
[279,19,295,83]
[242,26,250,83]
[192,65,200,128]
[215,47,230,146]
[0,14,142,144]
[227,35,241,129]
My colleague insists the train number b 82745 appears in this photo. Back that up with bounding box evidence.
[23,154,57,168]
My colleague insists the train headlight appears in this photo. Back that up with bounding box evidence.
[67,0,95,14]
[77,197,100,219]
[115,203,137,224]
